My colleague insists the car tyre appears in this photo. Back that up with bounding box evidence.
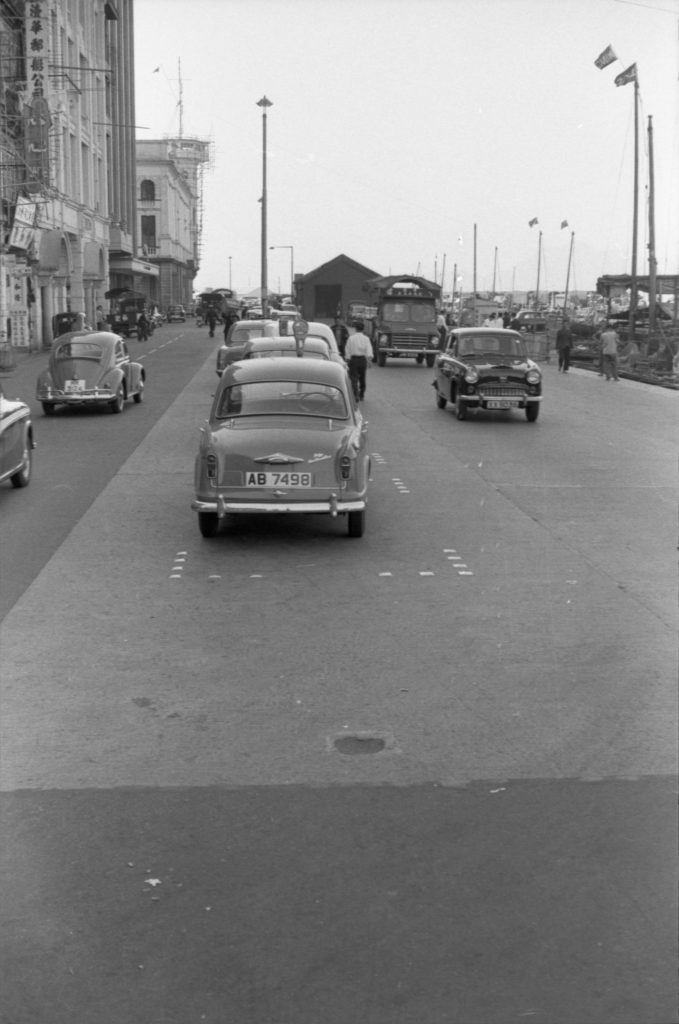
[377,351,387,367]
[42,402,56,416]
[198,512,219,538]
[435,386,447,409]
[10,443,31,488]
[347,509,365,538]
[133,382,144,404]
[110,386,125,414]
[416,354,424,365]
[455,395,467,420]
[526,403,540,422]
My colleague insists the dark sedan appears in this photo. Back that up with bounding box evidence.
[433,328,542,422]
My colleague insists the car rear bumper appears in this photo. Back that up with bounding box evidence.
[37,388,114,404]
[192,495,367,518]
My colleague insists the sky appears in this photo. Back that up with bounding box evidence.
[133,0,679,300]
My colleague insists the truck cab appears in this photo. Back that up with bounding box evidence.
[367,276,441,367]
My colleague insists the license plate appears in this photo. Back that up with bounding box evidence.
[245,471,312,487]
[65,379,85,393]
[486,399,520,409]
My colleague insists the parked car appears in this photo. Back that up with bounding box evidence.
[0,383,35,488]
[192,357,370,538]
[167,305,186,323]
[241,337,332,360]
[433,328,542,422]
[36,331,146,415]
[513,310,547,334]
[216,319,278,375]
[277,319,345,365]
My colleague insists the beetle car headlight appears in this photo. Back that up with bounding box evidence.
[464,366,479,384]
[526,368,541,384]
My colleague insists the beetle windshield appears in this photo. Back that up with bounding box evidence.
[217,380,349,419]
[55,341,104,361]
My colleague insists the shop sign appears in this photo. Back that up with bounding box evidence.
[11,309,30,349]
[26,1,47,98]
[8,199,38,251]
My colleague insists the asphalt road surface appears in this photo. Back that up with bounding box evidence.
[1,325,677,1024]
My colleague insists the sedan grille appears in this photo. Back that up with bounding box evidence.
[480,384,528,398]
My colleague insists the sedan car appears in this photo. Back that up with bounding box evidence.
[433,328,542,422]
[216,319,278,375]
[0,383,35,488]
[36,331,146,415]
[167,305,186,322]
[192,357,370,538]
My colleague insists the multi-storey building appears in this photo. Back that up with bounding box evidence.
[136,136,211,311]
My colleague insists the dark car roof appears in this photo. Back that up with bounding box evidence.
[222,357,349,387]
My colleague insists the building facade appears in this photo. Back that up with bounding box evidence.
[136,136,211,311]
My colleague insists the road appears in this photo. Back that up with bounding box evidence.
[1,325,677,1024]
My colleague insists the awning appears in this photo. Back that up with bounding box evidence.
[105,286,146,300]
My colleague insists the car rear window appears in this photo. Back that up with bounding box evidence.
[217,380,348,419]
[55,342,103,360]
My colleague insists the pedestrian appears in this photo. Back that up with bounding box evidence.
[137,311,149,341]
[600,322,620,381]
[332,316,349,359]
[555,317,572,372]
[205,307,218,338]
[344,320,373,402]
[502,310,511,328]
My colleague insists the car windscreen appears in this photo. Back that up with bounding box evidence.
[457,335,526,358]
[54,342,104,361]
[382,301,436,324]
[216,380,349,419]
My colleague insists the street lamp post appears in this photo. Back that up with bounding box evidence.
[256,96,273,318]
[269,245,294,302]
[228,256,232,291]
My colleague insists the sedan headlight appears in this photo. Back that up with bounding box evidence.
[464,366,479,384]
[526,368,541,384]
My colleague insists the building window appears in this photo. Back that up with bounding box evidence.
[140,180,155,202]
[141,215,156,252]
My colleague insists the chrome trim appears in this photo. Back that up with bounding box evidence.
[192,497,366,519]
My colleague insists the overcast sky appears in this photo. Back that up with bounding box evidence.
[133,0,679,299]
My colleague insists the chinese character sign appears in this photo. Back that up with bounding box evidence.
[26,1,47,98]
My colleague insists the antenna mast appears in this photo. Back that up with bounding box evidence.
[178,58,183,138]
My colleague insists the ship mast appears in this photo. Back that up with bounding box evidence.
[647,115,657,333]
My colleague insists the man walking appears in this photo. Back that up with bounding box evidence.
[600,322,620,381]
[555,317,572,372]
[344,320,373,402]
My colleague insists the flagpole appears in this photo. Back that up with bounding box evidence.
[451,262,457,322]
[629,76,639,342]
[647,114,657,334]
[534,231,542,311]
[472,224,477,325]
[563,231,574,317]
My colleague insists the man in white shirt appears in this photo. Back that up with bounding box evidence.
[344,320,373,401]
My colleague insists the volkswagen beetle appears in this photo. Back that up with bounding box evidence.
[433,328,542,422]
[0,383,35,488]
[192,357,370,538]
[36,331,145,415]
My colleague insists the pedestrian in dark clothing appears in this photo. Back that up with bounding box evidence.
[137,311,149,341]
[205,308,218,338]
[556,318,572,372]
[509,314,521,331]
[332,317,349,358]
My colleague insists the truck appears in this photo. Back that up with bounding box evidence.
[196,288,241,325]
[365,275,441,367]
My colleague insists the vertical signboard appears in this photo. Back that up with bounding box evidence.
[26,1,47,98]
[25,2,50,188]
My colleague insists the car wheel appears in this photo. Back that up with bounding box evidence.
[526,403,540,422]
[455,395,467,420]
[347,509,365,538]
[426,353,436,368]
[42,402,56,416]
[10,442,31,488]
[435,386,447,409]
[198,511,219,538]
[110,386,125,414]
[377,352,387,367]
[133,382,144,403]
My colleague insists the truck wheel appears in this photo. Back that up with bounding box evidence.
[426,353,436,368]
[377,352,386,367]
[416,354,424,364]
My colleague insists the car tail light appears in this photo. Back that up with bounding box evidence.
[339,454,352,480]
[206,452,217,479]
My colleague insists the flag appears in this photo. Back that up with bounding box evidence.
[594,45,617,70]
[614,63,637,87]
[152,66,160,73]
[528,217,538,227]
[561,220,569,229]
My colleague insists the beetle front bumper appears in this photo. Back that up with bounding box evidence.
[192,495,367,519]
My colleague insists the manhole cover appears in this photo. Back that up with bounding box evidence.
[334,735,386,755]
